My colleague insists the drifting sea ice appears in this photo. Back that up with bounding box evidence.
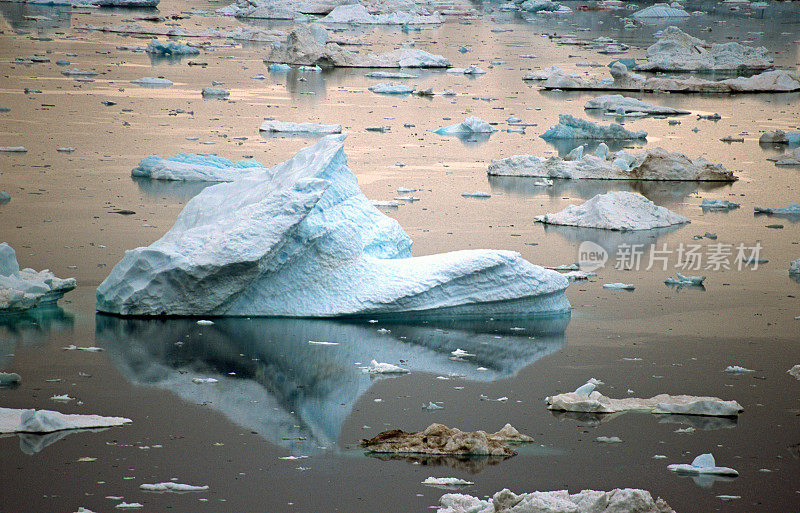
[754,203,800,215]
[701,199,740,210]
[603,283,635,290]
[368,82,414,94]
[584,94,690,115]
[534,191,689,231]
[364,360,409,374]
[632,3,689,18]
[668,453,739,476]
[724,365,755,373]
[140,482,209,492]
[130,77,173,87]
[434,117,497,135]
[145,39,199,56]
[788,365,800,380]
[96,135,569,317]
[0,407,131,434]
[540,114,647,141]
[664,273,705,285]
[320,4,443,24]
[258,120,342,134]
[546,382,743,417]
[422,477,473,487]
[1,242,76,312]
[436,488,676,513]
[790,259,800,275]
[132,153,265,182]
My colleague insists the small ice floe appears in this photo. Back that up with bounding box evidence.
[61,68,97,77]
[546,382,743,417]
[115,503,143,509]
[51,394,75,402]
[450,349,475,358]
[0,146,27,152]
[595,436,622,443]
[0,408,131,434]
[268,63,291,73]
[664,273,705,286]
[523,65,574,81]
[366,71,418,79]
[701,199,740,210]
[145,40,200,56]
[259,120,342,134]
[724,365,755,374]
[361,423,532,456]
[461,192,491,198]
[0,373,21,386]
[363,360,409,374]
[368,82,414,94]
[674,427,694,434]
[535,191,689,231]
[422,476,473,488]
[130,77,173,87]
[202,87,230,98]
[63,345,104,352]
[196,319,214,325]
[787,365,800,380]
[308,340,338,346]
[436,487,674,513]
[668,453,738,477]
[540,114,647,141]
[446,65,486,75]
[759,130,800,145]
[57,147,76,153]
[0,191,11,204]
[790,259,800,276]
[632,3,689,18]
[192,378,218,384]
[717,495,741,501]
[279,455,308,460]
[320,4,443,25]
[584,95,689,116]
[603,283,634,290]
[422,402,444,410]
[140,482,209,492]
[754,203,800,216]
[773,147,800,166]
[434,117,497,136]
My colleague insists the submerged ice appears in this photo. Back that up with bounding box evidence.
[97,136,569,317]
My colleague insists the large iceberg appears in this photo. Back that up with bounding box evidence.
[1,243,76,313]
[265,25,450,68]
[632,3,688,18]
[540,114,647,141]
[96,136,569,317]
[546,382,743,417]
[437,488,675,513]
[488,146,737,181]
[635,27,772,72]
[584,94,689,115]
[320,4,443,24]
[534,191,690,231]
[131,153,265,182]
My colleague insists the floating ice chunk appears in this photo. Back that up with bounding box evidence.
[115,503,143,509]
[145,39,200,56]
[0,408,131,434]
[790,259,800,276]
[0,372,21,386]
[97,136,569,317]
[140,482,209,492]
[197,319,214,325]
[266,25,449,68]
[308,340,338,345]
[423,477,473,487]
[258,120,342,134]
[603,283,635,290]
[132,153,265,182]
[321,4,443,25]
[202,87,230,98]
[574,382,596,395]
[0,146,27,152]
[268,63,291,73]
[461,192,491,198]
[522,65,571,81]
[519,0,560,13]
[1,243,76,312]
[447,65,486,75]
[366,71,418,79]
[0,191,10,204]
[535,191,689,231]
[63,345,103,352]
[584,94,689,115]
[451,349,475,358]
[788,365,800,380]
[759,130,800,145]
[724,365,754,373]
[361,423,532,456]
[130,77,173,87]
[701,199,740,210]
[423,402,444,410]
[668,453,739,476]
[192,377,218,384]
[368,82,414,94]
[596,436,622,443]
[754,203,800,215]
[435,117,497,135]
[546,387,742,417]
[364,360,409,374]
[664,273,705,285]
[632,3,689,17]
[437,488,675,513]
[635,27,772,72]
[61,68,97,77]
[541,115,646,141]
[774,147,800,166]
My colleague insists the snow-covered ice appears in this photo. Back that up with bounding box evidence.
[434,117,497,135]
[584,95,689,115]
[540,115,647,140]
[259,120,342,134]
[364,360,410,374]
[546,382,743,417]
[368,82,414,94]
[724,365,754,373]
[361,423,532,456]
[534,191,690,231]
[632,3,689,18]
[635,26,772,72]
[0,407,131,434]
[488,146,736,181]
[140,482,209,492]
[132,153,265,182]
[668,453,739,476]
[436,487,675,513]
[1,242,76,312]
[422,477,473,487]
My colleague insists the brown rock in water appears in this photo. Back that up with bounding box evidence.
[360,423,532,457]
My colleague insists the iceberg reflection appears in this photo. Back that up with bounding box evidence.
[97,315,568,455]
